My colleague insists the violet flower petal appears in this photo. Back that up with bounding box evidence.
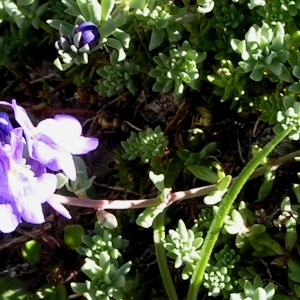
[0,198,21,233]
[47,196,72,219]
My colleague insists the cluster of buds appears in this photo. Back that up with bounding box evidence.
[55,21,100,53]
[55,22,100,66]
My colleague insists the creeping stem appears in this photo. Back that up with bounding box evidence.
[186,126,293,300]
[53,148,300,210]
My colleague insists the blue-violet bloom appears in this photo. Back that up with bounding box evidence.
[0,127,69,233]
[0,100,99,181]
[0,112,13,145]
[73,21,100,49]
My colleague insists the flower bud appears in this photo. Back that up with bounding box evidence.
[73,22,100,49]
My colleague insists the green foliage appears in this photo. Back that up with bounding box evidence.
[273,95,300,140]
[71,253,132,300]
[121,126,168,164]
[35,283,67,300]
[61,156,96,198]
[207,59,246,103]
[21,239,42,266]
[77,221,129,262]
[48,0,130,69]
[136,171,171,228]
[0,0,49,29]
[203,245,240,297]
[149,41,207,98]
[4,0,300,299]
[231,22,292,82]
[63,224,85,250]
[95,50,140,97]
[134,3,183,50]
[72,221,132,300]
[273,196,299,250]
[230,275,276,300]
[0,277,31,299]
[224,201,284,256]
[163,219,204,279]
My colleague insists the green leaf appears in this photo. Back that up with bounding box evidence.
[216,175,232,191]
[63,224,85,249]
[0,277,31,300]
[17,0,34,6]
[129,0,148,9]
[88,1,102,25]
[22,239,42,266]
[187,165,219,183]
[70,282,88,294]
[136,202,168,228]
[289,272,300,283]
[35,3,49,16]
[289,82,300,94]
[105,38,126,61]
[76,0,90,20]
[253,287,267,300]
[113,29,130,48]
[101,0,114,21]
[35,283,67,300]
[149,27,165,51]
[149,171,164,192]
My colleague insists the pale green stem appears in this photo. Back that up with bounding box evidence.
[187,126,293,300]
[153,210,178,300]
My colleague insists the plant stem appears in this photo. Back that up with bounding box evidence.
[53,148,300,210]
[153,210,178,300]
[186,126,293,300]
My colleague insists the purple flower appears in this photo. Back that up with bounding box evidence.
[73,22,100,49]
[0,100,99,181]
[0,112,13,144]
[0,127,70,233]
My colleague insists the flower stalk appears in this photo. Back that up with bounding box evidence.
[186,125,293,300]
[52,147,300,210]
[153,210,178,300]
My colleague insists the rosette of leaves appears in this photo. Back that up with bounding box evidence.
[134,3,183,50]
[95,50,140,97]
[203,265,232,297]
[149,41,207,98]
[214,244,240,270]
[163,219,204,280]
[259,92,285,125]
[207,59,247,103]
[214,3,244,35]
[230,275,276,300]
[76,221,129,262]
[71,252,132,300]
[231,22,292,82]
[193,208,215,231]
[121,126,168,164]
[273,95,300,140]
[257,0,300,24]
[203,245,240,297]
